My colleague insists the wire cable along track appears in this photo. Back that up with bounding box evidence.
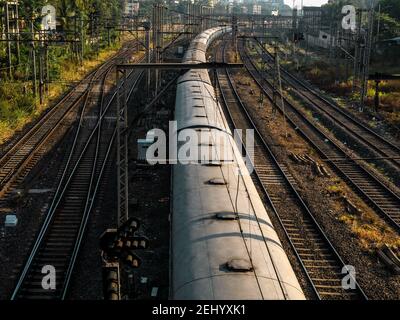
[253,38,400,182]
[238,39,400,233]
[214,38,367,300]
[10,47,145,300]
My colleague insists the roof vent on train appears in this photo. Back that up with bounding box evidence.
[225,259,253,272]
[206,178,227,185]
[215,212,237,220]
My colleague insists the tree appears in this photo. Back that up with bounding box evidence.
[380,0,400,21]
[377,12,400,38]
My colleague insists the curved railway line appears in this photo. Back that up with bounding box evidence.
[214,38,367,300]
[237,39,400,233]
[10,47,144,300]
[252,38,400,183]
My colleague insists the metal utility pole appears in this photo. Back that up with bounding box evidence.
[259,57,265,109]
[30,18,37,98]
[116,68,129,228]
[185,2,189,40]
[144,21,151,99]
[360,7,375,110]
[14,0,19,64]
[376,3,381,40]
[353,9,362,92]
[276,52,287,138]
[232,15,238,62]
[106,20,110,47]
[200,6,204,32]
[80,16,84,65]
[292,7,298,67]
[152,3,162,95]
[45,37,49,94]
[5,2,12,78]
[38,29,44,104]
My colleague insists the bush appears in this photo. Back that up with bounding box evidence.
[0,100,13,119]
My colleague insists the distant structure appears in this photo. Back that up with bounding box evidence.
[124,0,140,16]
[232,0,290,15]
[253,4,262,14]
[302,6,322,33]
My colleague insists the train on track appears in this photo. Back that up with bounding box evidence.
[170,26,305,300]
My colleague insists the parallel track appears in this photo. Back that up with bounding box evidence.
[238,39,400,232]
[215,39,367,300]
[253,38,400,182]
[0,42,138,203]
[10,48,144,300]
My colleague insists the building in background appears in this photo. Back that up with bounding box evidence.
[124,0,140,16]
[253,4,262,14]
[302,6,322,33]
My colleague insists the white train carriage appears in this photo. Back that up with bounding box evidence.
[170,27,305,300]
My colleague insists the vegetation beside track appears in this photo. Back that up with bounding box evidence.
[0,38,136,144]
[0,0,129,144]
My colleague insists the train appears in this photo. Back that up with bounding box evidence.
[170,26,305,300]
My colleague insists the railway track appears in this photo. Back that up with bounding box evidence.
[10,48,144,300]
[238,39,400,232]
[0,42,138,204]
[214,39,367,300]
[252,38,400,184]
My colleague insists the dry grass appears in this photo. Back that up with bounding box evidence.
[338,211,400,251]
[233,64,400,252]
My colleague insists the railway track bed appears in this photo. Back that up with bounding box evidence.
[238,39,400,234]
[214,39,367,300]
[0,44,143,300]
[251,39,400,188]
[214,39,400,299]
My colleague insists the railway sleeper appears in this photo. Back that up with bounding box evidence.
[377,244,400,274]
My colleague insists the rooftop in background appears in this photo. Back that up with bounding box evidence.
[284,0,328,8]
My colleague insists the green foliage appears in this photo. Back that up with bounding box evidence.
[0,80,35,124]
[376,12,400,38]
[380,0,400,21]
[0,1,126,141]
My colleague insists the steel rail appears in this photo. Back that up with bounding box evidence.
[238,39,400,232]
[215,39,368,300]
[253,39,400,180]
[10,49,144,300]
[60,70,144,299]
[0,42,139,198]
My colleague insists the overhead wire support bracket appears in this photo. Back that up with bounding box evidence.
[116,62,243,70]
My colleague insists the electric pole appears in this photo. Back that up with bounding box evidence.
[360,7,375,111]
[31,17,37,98]
[5,2,12,78]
